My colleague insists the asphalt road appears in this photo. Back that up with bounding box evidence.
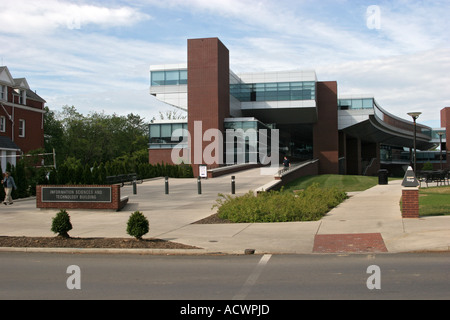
[1,252,449,302]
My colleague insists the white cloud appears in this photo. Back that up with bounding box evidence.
[0,0,151,35]
[1,0,449,128]
[317,48,450,123]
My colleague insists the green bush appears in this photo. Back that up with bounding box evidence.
[213,183,347,223]
[422,162,433,171]
[51,209,73,238]
[126,211,149,240]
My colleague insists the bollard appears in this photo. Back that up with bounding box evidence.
[231,176,235,194]
[165,176,169,194]
[133,180,137,195]
[197,177,202,194]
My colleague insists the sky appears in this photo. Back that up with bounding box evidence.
[0,0,449,127]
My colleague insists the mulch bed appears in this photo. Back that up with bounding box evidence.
[0,213,230,250]
[0,236,200,249]
[192,213,232,224]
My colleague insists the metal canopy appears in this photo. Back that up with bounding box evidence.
[342,115,435,150]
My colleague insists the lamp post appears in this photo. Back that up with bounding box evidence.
[407,112,422,173]
[435,129,445,170]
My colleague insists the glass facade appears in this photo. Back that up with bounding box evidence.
[380,145,447,163]
[151,70,188,86]
[149,122,188,149]
[149,119,276,165]
[230,81,316,102]
[224,119,274,164]
[338,98,374,110]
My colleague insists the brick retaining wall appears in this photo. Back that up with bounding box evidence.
[36,185,128,211]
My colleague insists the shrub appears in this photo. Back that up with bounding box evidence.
[422,162,433,171]
[213,183,347,223]
[51,209,73,238]
[126,211,149,240]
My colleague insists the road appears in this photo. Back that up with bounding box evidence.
[1,252,449,303]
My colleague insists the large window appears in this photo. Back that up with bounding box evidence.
[149,122,188,149]
[151,70,188,86]
[338,98,374,110]
[230,81,316,102]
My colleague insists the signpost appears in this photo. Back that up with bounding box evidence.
[401,166,419,187]
[199,165,208,178]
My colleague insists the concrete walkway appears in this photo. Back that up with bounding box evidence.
[0,168,449,254]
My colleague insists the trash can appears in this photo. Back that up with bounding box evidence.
[378,169,388,185]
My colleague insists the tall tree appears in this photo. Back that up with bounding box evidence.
[44,106,149,167]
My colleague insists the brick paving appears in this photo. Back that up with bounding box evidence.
[313,233,388,253]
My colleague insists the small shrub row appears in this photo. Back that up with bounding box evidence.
[48,161,193,185]
[51,209,149,240]
[213,183,347,223]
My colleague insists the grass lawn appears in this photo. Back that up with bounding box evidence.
[282,174,381,193]
[419,186,450,217]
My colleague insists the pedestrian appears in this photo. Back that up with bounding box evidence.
[2,171,17,205]
[283,156,290,172]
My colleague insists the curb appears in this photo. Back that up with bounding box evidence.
[0,247,246,255]
[2,246,449,255]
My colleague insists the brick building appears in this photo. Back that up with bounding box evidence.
[148,38,447,177]
[0,66,45,170]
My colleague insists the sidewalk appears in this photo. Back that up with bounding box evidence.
[0,168,449,254]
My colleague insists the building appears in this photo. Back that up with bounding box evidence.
[149,37,448,177]
[0,66,46,170]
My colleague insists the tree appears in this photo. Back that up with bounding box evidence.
[45,106,150,167]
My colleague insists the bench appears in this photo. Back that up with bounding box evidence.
[416,170,449,187]
[106,173,142,186]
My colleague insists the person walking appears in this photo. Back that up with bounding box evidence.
[2,171,17,205]
[283,156,291,172]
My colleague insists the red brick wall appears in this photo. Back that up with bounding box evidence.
[12,107,44,153]
[36,184,127,211]
[188,38,230,177]
[402,188,419,218]
[148,149,177,165]
[313,81,339,174]
[0,85,45,153]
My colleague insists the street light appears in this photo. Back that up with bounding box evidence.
[435,128,446,170]
[407,112,422,173]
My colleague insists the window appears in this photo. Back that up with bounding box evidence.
[149,122,188,148]
[150,70,188,86]
[0,116,5,132]
[230,81,316,102]
[338,98,374,110]
[151,72,165,86]
[19,119,25,137]
[19,90,26,105]
[0,85,6,101]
